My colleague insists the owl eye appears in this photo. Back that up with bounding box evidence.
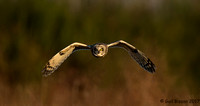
[94,48,98,51]
[100,48,104,51]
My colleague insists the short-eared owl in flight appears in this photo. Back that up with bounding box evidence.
[42,40,155,77]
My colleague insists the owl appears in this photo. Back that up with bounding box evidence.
[42,40,155,77]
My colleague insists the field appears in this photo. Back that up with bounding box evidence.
[0,0,200,105]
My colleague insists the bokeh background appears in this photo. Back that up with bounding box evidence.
[0,0,200,105]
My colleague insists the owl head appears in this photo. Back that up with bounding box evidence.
[91,43,108,58]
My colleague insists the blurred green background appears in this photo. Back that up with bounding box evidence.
[0,0,200,105]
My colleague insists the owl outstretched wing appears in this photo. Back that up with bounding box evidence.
[42,42,90,77]
[107,40,155,73]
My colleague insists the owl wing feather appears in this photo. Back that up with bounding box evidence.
[107,40,155,73]
[42,42,90,77]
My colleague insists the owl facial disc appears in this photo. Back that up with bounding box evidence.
[91,43,108,58]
